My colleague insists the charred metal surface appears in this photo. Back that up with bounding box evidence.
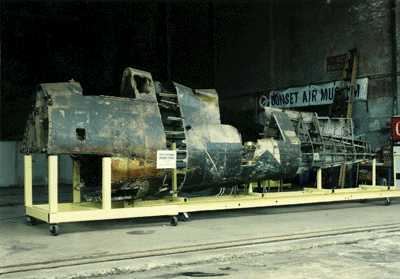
[120,67,158,102]
[22,67,375,201]
[23,71,166,157]
[47,95,165,157]
[241,109,301,181]
[183,125,242,190]
[111,157,166,198]
[175,84,221,127]
[23,69,167,200]
[173,83,242,190]
[22,82,83,154]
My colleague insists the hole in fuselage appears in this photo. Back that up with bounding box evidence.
[76,128,86,141]
[134,75,151,94]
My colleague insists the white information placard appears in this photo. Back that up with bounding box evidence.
[156,150,177,169]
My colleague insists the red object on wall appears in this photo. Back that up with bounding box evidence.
[392,117,400,141]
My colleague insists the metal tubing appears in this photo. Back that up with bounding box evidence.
[102,157,112,210]
[48,155,58,214]
[24,155,33,207]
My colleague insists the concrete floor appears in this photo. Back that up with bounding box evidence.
[0,186,399,279]
[108,233,400,279]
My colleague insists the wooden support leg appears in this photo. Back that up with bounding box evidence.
[317,168,322,190]
[172,168,178,199]
[24,155,33,207]
[102,157,112,210]
[48,155,58,214]
[72,159,81,203]
[372,158,376,186]
[248,183,254,194]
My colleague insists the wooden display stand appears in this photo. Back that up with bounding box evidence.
[24,155,400,235]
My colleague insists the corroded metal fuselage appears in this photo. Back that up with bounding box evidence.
[22,67,373,200]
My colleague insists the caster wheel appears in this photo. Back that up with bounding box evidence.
[384,198,391,206]
[26,216,37,226]
[49,224,59,236]
[178,212,190,222]
[170,216,178,226]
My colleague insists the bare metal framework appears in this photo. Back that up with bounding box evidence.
[276,109,373,169]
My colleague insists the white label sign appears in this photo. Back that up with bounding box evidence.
[156,150,177,169]
[259,78,368,108]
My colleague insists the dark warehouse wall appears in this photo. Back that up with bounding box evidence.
[288,0,396,149]
[219,0,400,150]
[0,0,215,140]
[1,0,400,151]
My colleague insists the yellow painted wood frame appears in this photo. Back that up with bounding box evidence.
[24,155,400,225]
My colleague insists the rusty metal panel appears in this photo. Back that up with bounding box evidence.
[175,83,221,127]
[39,82,83,96]
[47,94,166,156]
[120,67,158,102]
[21,67,376,202]
[240,138,301,182]
[111,157,165,182]
[111,157,166,199]
[183,125,242,190]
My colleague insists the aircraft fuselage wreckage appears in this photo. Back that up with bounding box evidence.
[23,68,374,202]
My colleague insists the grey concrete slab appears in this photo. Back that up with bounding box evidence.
[0,184,398,277]
[0,196,399,279]
[106,233,400,279]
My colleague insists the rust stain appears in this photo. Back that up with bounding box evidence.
[111,157,164,183]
